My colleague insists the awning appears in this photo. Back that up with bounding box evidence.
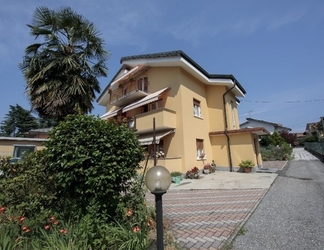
[123,87,170,112]
[100,107,122,119]
[137,129,175,145]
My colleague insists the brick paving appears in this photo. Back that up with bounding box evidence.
[146,188,266,249]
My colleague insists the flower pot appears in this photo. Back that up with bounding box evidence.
[244,167,252,173]
[203,169,210,174]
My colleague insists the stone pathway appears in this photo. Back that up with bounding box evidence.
[146,188,266,249]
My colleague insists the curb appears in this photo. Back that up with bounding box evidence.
[219,173,279,249]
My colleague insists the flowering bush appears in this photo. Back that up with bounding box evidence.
[186,166,200,179]
[203,163,211,170]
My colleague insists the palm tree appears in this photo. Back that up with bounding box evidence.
[19,6,109,121]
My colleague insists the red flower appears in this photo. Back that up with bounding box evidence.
[18,216,25,223]
[0,206,6,213]
[49,216,55,222]
[147,218,154,227]
[132,226,140,233]
[59,229,68,234]
[22,226,30,233]
[126,209,133,216]
[44,225,50,230]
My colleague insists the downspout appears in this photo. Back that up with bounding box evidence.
[222,81,236,172]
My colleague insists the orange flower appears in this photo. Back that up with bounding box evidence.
[44,225,50,230]
[132,226,140,233]
[22,226,30,233]
[59,229,68,234]
[147,218,154,227]
[126,209,133,216]
[18,216,25,223]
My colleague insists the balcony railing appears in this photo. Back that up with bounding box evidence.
[135,108,176,133]
[109,81,148,107]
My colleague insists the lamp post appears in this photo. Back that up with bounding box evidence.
[145,165,171,250]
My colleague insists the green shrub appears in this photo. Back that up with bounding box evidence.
[44,114,144,221]
[170,171,182,177]
[238,159,254,168]
[0,151,56,219]
[0,115,157,248]
[261,143,292,161]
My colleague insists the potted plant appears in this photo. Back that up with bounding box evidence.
[171,171,182,184]
[239,159,254,173]
[203,163,211,174]
[186,166,200,179]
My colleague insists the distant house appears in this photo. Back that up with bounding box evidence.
[25,128,52,139]
[0,128,51,159]
[240,118,291,134]
[0,137,47,159]
[305,118,324,139]
[97,50,269,172]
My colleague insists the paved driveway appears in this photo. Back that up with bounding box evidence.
[292,147,320,161]
[146,170,279,249]
[232,148,324,250]
[147,188,266,249]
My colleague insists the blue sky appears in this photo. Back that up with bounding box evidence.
[1,0,323,132]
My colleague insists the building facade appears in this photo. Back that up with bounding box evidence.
[240,118,291,134]
[97,51,268,172]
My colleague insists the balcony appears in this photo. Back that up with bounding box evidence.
[135,108,176,133]
[110,81,148,107]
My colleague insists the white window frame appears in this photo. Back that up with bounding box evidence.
[193,99,201,117]
[13,145,36,159]
[196,139,206,160]
[137,77,148,92]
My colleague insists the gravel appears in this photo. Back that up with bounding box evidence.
[232,156,324,250]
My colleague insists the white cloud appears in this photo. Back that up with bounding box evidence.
[267,10,305,30]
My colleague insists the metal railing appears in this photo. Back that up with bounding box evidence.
[304,142,324,155]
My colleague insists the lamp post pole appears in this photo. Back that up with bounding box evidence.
[155,191,166,250]
[145,165,171,250]
[145,119,171,250]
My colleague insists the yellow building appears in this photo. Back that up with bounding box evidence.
[0,137,47,158]
[97,50,268,173]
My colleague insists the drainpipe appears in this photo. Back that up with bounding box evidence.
[222,80,236,172]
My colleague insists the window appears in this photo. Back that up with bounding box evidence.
[193,99,201,117]
[13,145,36,159]
[144,140,165,158]
[196,139,205,159]
[142,104,149,113]
[150,99,163,111]
[137,77,148,92]
[141,99,163,114]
